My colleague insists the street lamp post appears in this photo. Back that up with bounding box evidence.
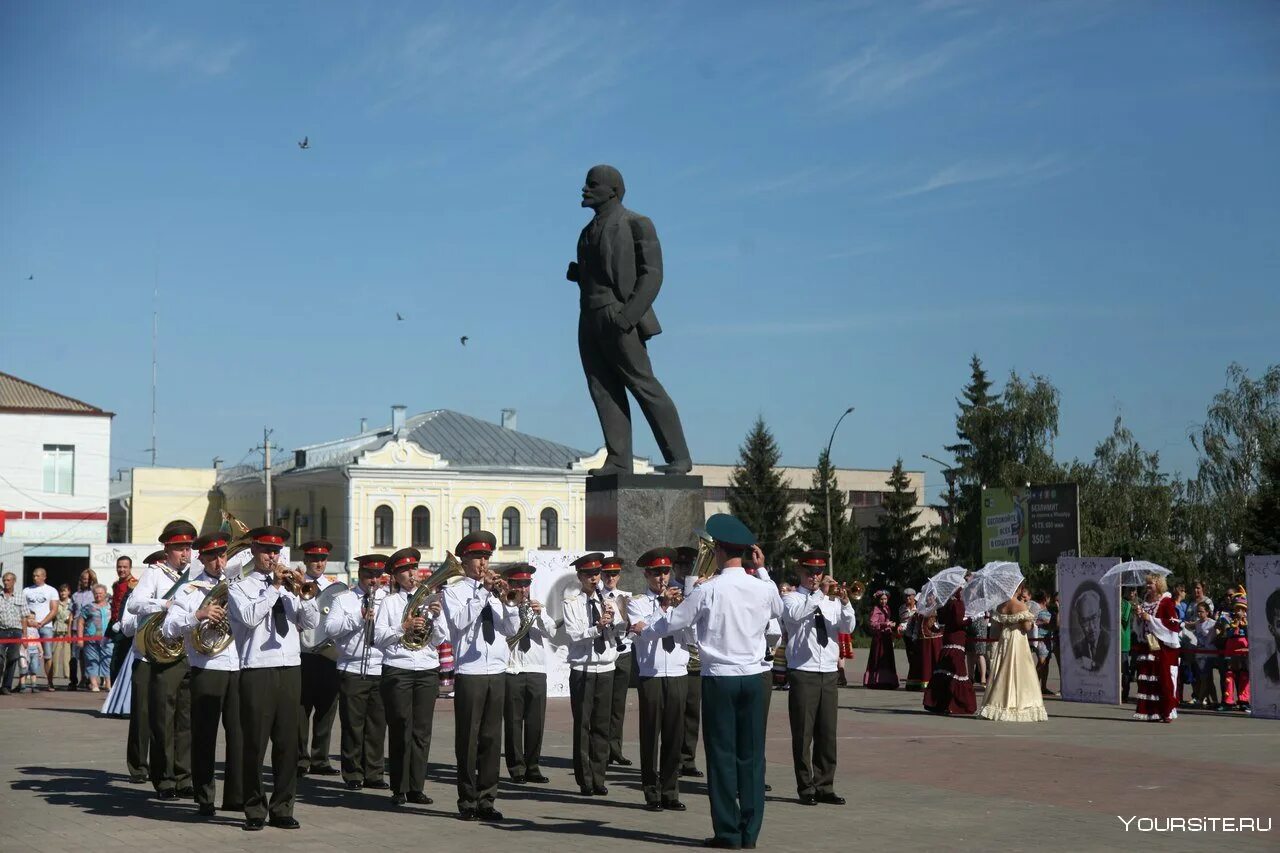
[824,406,856,578]
[922,453,957,564]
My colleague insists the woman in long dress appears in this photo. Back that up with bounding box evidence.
[979,586,1048,722]
[922,590,976,715]
[1134,573,1182,723]
[863,591,899,689]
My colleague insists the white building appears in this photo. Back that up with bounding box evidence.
[0,372,113,590]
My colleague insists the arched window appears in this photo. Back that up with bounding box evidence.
[461,506,481,539]
[374,505,394,548]
[502,507,521,547]
[320,507,328,538]
[412,506,431,547]
[540,507,558,549]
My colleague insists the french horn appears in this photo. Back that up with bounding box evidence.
[191,580,234,657]
[135,612,186,664]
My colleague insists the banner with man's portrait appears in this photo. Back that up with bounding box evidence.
[1057,556,1121,704]
[1246,555,1280,721]
[527,549,610,698]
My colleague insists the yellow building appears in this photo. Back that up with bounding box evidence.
[111,467,223,544]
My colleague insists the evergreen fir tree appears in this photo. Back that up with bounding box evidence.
[727,416,794,568]
[794,447,862,582]
[945,355,999,567]
[867,459,929,593]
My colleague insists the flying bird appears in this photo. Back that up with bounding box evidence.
[27,274,34,280]
[460,336,469,346]
[396,312,405,321]
[298,136,310,149]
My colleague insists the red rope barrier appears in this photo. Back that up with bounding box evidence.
[0,634,107,644]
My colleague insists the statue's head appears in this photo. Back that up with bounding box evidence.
[582,164,625,209]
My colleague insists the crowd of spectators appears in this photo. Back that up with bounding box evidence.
[0,567,116,695]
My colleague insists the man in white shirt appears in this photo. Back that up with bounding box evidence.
[631,514,782,850]
[672,545,703,778]
[127,520,197,800]
[375,547,447,806]
[743,545,782,795]
[600,556,635,768]
[442,530,520,822]
[297,539,341,777]
[324,553,391,792]
[502,562,555,785]
[781,550,854,807]
[162,531,242,817]
[120,550,162,784]
[563,552,624,796]
[227,526,319,831]
[22,566,58,691]
[629,548,689,812]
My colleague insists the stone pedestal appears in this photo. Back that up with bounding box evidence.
[585,473,704,592]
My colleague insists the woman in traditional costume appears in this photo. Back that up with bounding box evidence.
[978,584,1047,722]
[922,589,977,715]
[1133,573,1181,723]
[862,590,899,689]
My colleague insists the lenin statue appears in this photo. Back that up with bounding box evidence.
[567,165,692,476]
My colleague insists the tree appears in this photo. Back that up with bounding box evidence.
[794,447,862,583]
[1243,442,1280,556]
[867,459,929,592]
[727,416,793,568]
[946,355,999,568]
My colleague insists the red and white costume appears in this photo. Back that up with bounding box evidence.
[1134,592,1181,722]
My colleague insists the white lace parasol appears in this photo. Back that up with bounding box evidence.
[1099,559,1171,587]
[916,566,968,616]
[963,561,1024,615]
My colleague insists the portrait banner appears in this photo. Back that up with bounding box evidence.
[1246,555,1280,721]
[527,549,613,698]
[1057,556,1121,705]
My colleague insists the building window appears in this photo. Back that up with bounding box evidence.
[320,507,328,538]
[43,445,75,495]
[374,505,394,548]
[292,509,301,545]
[461,506,481,538]
[501,507,521,548]
[412,506,431,547]
[539,507,558,548]
[850,490,882,508]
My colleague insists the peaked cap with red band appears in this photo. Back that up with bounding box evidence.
[571,552,606,572]
[601,555,625,572]
[300,539,333,558]
[355,554,389,572]
[159,519,198,546]
[192,532,230,555]
[247,525,290,548]
[143,550,166,565]
[387,547,421,572]
[674,546,698,565]
[638,547,677,570]
[797,549,831,570]
[502,562,536,581]
[455,530,497,557]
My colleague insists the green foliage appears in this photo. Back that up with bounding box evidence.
[867,459,929,592]
[794,447,862,583]
[727,416,793,568]
[1243,442,1280,556]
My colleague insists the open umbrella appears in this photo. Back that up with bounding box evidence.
[1099,560,1171,587]
[963,561,1024,615]
[916,566,968,616]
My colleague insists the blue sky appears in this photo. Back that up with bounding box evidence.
[3,1,1278,500]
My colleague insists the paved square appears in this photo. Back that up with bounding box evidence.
[2,659,1275,853]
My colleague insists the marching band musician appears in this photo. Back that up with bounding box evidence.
[323,554,391,792]
[563,552,624,796]
[127,519,197,800]
[442,530,521,822]
[671,545,704,779]
[627,548,689,812]
[120,550,163,784]
[374,547,447,806]
[161,531,243,817]
[743,544,782,794]
[502,562,555,785]
[780,549,854,807]
[227,526,319,831]
[297,539,341,777]
[630,514,783,851]
[600,556,634,767]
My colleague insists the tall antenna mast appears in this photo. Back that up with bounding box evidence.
[150,270,158,466]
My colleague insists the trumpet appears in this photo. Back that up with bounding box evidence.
[661,585,684,608]
[276,566,317,600]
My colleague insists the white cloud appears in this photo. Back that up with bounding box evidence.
[123,26,247,76]
[888,155,1069,199]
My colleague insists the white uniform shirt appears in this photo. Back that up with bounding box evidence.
[563,589,624,672]
[374,588,448,670]
[781,587,856,673]
[299,573,340,654]
[602,587,634,655]
[629,590,691,678]
[442,577,520,676]
[324,586,390,675]
[227,571,319,669]
[161,572,239,671]
[642,567,784,677]
[126,563,189,617]
[506,610,557,674]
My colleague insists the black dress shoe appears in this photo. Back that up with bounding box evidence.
[662,800,687,811]
[345,780,363,791]
[680,767,704,778]
[526,773,550,784]
[592,785,609,796]
[268,816,300,829]
[311,764,340,776]
[158,789,179,801]
[476,806,504,821]
[509,775,527,784]
[243,818,265,832]
[610,756,633,766]
[407,792,433,805]
[763,783,772,792]
[364,779,390,790]
[458,808,478,821]
[644,802,663,812]
[798,794,817,806]
[702,839,741,849]
[391,793,407,805]
[197,804,216,817]
[176,787,195,798]
[579,787,594,796]
[816,793,846,805]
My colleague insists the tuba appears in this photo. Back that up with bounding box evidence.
[692,528,718,580]
[401,551,465,650]
[191,581,234,656]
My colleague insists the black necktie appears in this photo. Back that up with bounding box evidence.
[481,603,495,644]
[814,601,829,647]
[663,635,675,653]
[519,629,531,653]
[589,598,605,654]
[273,596,289,636]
